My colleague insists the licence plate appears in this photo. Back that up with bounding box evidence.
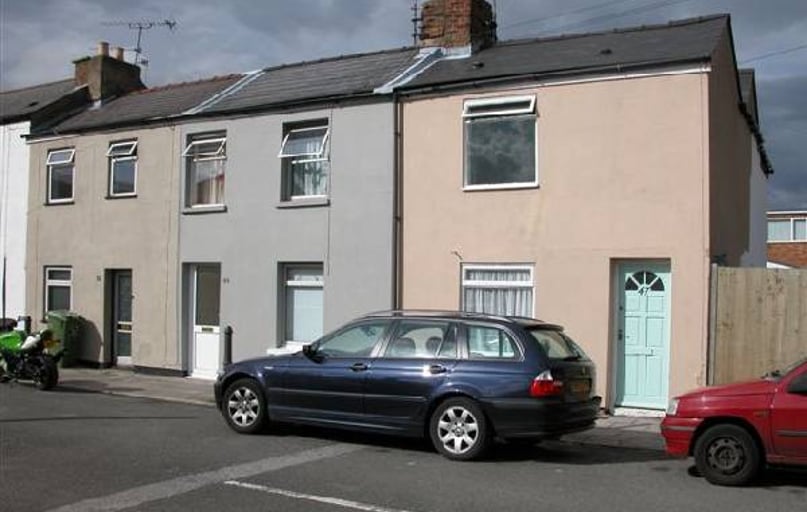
[570,380,591,394]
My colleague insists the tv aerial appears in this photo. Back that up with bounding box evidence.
[101,18,177,66]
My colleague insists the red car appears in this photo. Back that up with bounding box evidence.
[661,358,807,486]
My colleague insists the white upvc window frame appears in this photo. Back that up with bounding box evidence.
[462,94,539,191]
[46,148,76,204]
[44,266,72,314]
[107,140,138,197]
[461,263,535,317]
[182,137,226,160]
[768,217,807,243]
[278,122,330,201]
[278,125,330,159]
[283,264,325,344]
[183,135,227,208]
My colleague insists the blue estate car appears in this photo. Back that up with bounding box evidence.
[214,310,601,460]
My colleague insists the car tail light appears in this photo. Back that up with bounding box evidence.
[530,370,564,397]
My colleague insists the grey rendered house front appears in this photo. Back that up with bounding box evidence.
[177,49,423,377]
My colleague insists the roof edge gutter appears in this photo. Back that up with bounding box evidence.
[396,57,712,97]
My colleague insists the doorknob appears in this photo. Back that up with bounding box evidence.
[350,362,368,372]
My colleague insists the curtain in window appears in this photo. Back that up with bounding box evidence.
[463,268,533,317]
[465,269,532,282]
[191,159,225,205]
[463,287,532,317]
[286,287,323,342]
[291,160,328,197]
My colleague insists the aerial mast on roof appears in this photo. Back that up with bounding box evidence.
[101,18,178,66]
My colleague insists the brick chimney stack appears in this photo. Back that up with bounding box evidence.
[73,41,145,102]
[419,0,497,52]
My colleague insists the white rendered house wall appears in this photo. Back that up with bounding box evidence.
[0,121,30,319]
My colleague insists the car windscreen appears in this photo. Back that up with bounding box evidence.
[527,328,590,361]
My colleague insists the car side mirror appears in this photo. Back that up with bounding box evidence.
[787,374,807,395]
[302,344,322,361]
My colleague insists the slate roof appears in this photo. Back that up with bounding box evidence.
[402,14,729,91]
[202,47,420,114]
[48,75,243,133]
[0,79,77,124]
[32,14,732,134]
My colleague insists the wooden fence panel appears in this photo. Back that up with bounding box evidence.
[712,268,807,384]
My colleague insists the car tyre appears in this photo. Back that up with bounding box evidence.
[223,378,268,434]
[430,397,490,461]
[694,424,762,486]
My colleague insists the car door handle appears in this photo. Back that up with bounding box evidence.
[429,364,447,374]
[350,362,368,372]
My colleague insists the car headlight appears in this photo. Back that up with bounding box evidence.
[666,398,679,416]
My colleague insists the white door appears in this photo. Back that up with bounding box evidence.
[192,264,221,379]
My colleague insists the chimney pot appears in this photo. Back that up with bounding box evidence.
[113,46,125,61]
[97,41,109,57]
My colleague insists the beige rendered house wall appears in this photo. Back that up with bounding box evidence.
[26,126,181,369]
[401,68,713,406]
[709,29,754,266]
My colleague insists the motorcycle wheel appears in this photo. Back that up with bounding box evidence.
[35,356,59,391]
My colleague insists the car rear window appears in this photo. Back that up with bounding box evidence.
[527,328,589,361]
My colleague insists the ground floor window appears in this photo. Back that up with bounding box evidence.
[283,264,324,343]
[44,266,72,313]
[461,264,533,317]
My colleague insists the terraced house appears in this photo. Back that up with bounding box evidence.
[25,44,242,369]
[396,2,770,411]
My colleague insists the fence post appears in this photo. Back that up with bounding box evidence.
[223,325,233,366]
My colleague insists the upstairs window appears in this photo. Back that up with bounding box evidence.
[463,95,537,190]
[183,134,226,207]
[107,140,138,197]
[278,121,329,200]
[46,148,75,203]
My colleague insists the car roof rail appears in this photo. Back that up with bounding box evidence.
[362,309,517,323]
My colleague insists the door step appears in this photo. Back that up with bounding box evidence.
[613,407,665,418]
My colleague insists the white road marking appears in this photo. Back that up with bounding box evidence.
[225,480,418,512]
[45,443,362,512]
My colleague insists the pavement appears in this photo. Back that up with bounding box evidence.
[56,367,664,451]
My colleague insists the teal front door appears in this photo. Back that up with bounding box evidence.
[616,262,671,410]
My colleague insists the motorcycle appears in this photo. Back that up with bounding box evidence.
[0,318,62,390]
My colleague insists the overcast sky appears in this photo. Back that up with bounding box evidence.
[1,0,805,209]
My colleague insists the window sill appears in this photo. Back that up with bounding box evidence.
[44,200,75,206]
[182,204,227,215]
[276,197,330,209]
[105,194,138,200]
[463,183,540,192]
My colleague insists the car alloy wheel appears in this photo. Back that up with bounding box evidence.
[223,378,267,434]
[430,397,489,460]
[228,387,260,428]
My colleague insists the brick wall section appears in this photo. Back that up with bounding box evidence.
[768,242,807,268]
[419,0,495,49]
[74,55,144,102]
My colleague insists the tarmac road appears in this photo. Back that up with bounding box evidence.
[1,382,805,512]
